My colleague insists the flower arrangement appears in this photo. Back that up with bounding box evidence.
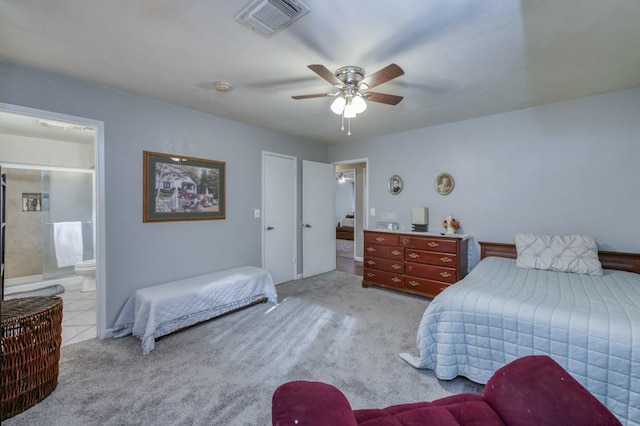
[442,215,461,233]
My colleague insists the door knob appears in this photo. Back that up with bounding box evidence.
[266,226,274,230]
[303,223,312,228]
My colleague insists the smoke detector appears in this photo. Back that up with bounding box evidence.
[213,81,233,92]
[235,0,309,38]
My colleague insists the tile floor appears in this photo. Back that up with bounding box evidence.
[60,286,97,346]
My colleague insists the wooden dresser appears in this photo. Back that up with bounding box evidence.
[362,230,470,298]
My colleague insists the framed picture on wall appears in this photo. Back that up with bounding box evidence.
[22,193,42,211]
[388,175,403,195]
[435,172,454,195]
[143,151,226,222]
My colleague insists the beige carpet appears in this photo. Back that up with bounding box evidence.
[4,271,482,425]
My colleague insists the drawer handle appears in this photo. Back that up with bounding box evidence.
[427,242,439,248]
[366,272,376,278]
[408,280,419,287]
[440,272,452,278]
[367,260,376,265]
[376,237,385,242]
[408,253,419,259]
[392,264,401,269]
[391,277,401,283]
[367,247,376,252]
[391,250,401,256]
[440,257,452,263]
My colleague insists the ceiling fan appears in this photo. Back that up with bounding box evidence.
[292,63,404,135]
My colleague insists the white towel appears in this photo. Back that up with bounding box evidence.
[53,221,84,268]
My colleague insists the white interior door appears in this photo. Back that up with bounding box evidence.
[302,160,335,277]
[263,153,296,284]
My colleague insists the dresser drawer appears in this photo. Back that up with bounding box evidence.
[363,268,404,289]
[405,249,457,267]
[364,232,399,247]
[364,256,404,273]
[409,237,457,254]
[404,275,450,298]
[405,262,457,284]
[364,243,404,260]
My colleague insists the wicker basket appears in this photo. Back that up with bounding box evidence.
[1,296,63,420]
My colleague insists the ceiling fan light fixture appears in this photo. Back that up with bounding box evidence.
[352,95,367,114]
[343,102,357,118]
[330,96,346,115]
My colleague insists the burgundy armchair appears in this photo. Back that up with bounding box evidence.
[272,355,621,425]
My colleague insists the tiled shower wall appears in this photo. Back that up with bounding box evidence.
[5,168,43,279]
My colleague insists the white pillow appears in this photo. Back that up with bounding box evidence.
[515,234,603,276]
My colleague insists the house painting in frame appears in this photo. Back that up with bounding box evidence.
[143,151,226,222]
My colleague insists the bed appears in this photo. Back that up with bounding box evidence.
[400,238,640,426]
[336,214,355,240]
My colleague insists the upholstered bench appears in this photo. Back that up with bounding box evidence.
[113,266,277,354]
[272,355,621,425]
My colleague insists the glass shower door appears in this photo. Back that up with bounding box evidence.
[41,170,94,280]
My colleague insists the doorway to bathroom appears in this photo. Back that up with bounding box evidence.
[0,104,104,345]
[3,166,94,287]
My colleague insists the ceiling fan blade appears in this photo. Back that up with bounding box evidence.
[308,64,342,87]
[359,64,404,90]
[364,92,404,105]
[291,93,330,100]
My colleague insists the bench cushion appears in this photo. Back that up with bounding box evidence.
[113,266,277,354]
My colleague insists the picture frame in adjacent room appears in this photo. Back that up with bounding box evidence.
[143,151,226,222]
[22,193,42,211]
[435,172,454,195]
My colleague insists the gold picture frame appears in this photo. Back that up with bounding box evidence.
[435,172,454,195]
[143,151,226,222]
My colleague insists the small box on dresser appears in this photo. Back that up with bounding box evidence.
[363,230,470,298]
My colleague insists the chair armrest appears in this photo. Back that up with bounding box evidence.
[272,381,358,426]
[484,355,621,426]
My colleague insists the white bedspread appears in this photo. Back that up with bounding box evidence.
[113,266,277,355]
[400,256,640,425]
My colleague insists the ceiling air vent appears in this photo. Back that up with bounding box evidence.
[235,0,309,37]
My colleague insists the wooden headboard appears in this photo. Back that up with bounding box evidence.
[479,241,640,274]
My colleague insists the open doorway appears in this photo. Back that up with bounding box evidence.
[334,160,367,276]
[0,102,105,344]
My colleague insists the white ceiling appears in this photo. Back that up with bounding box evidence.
[1,0,639,144]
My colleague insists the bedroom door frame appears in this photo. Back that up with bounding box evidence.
[334,158,368,262]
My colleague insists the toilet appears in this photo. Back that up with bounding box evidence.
[74,259,96,292]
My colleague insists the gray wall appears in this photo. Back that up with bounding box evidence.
[0,61,327,326]
[329,87,640,264]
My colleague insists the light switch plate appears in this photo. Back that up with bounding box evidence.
[254,209,260,218]
[370,208,375,216]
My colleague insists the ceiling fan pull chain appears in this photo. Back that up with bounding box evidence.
[348,118,351,136]
[341,113,345,131]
